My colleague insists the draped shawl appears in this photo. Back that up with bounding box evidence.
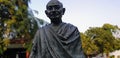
[29,23,85,58]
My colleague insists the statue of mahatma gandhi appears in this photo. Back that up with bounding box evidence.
[29,0,85,58]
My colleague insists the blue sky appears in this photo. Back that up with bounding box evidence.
[29,0,120,32]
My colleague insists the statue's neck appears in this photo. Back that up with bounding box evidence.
[50,18,62,25]
[50,21,63,32]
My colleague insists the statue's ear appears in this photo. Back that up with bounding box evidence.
[62,8,65,15]
[45,10,48,15]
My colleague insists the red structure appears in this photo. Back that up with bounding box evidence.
[3,39,30,58]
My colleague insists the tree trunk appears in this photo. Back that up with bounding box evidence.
[106,52,110,58]
[87,56,90,58]
[87,55,92,58]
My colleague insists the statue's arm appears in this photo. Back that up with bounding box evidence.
[71,27,86,58]
[29,30,40,58]
[29,42,38,58]
[76,28,86,58]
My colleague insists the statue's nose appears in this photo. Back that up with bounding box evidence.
[51,7,56,11]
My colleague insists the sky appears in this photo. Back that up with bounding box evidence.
[29,0,120,32]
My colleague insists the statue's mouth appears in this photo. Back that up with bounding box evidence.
[49,11,60,17]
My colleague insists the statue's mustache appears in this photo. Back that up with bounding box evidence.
[49,11,60,16]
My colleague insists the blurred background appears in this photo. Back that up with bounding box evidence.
[0,0,120,58]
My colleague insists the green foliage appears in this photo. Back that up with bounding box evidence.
[110,55,115,58]
[81,33,99,56]
[102,23,118,30]
[0,0,40,54]
[81,23,120,57]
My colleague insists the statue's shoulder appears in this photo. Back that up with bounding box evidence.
[39,23,51,29]
[64,22,77,29]
[63,22,80,33]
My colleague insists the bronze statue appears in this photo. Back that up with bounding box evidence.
[29,0,85,58]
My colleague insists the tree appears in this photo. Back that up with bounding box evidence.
[0,0,43,55]
[81,33,99,58]
[84,23,120,58]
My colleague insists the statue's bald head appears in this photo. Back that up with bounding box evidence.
[45,0,65,24]
[46,0,63,8]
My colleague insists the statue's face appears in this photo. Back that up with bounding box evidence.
[45,1,65,20]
